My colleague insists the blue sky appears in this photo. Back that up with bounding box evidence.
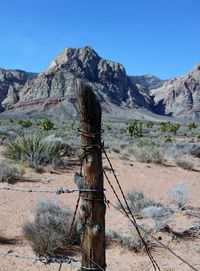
[0,0,200,79]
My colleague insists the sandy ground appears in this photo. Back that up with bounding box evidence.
[0,147,200,271]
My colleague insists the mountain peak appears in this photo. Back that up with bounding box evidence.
[47,46,100,71]
[194,62,200,71]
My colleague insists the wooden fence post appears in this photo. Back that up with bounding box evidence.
[77,81,106,271]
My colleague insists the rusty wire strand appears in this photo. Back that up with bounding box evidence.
[0,252,78,265]
[0,187,102,194]
[102,147,160,271]
[109,200,199,271]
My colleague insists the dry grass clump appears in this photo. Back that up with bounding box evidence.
[190,145,200,158]
[168,183,189,209]
[142,205,173,230]
[23,198,80,257]
[106,228,154,252]
[0,160,24,184]
[126,190,162,216]
[132,140,163,164]
[175,157,194,171]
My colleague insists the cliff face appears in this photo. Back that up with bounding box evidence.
[1,46,200,119]
[130,74,165,91]
[150,63,200,118]
[0,68,37,111]
[18,46,151,112]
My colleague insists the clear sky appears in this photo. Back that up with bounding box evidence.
[0,0,200,79]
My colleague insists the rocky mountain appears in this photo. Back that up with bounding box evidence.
[0,46,200,120]
[0,69,37,112]
[129,74,165,91]
[1,46,152,116]
[150,63,200,118]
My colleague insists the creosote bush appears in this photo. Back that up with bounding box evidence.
[0,161,24,184]
[23,198,80,257]
[37,119,54,131]
[127,120,143,138]
[175,157,194,171]
[190,145,200,158]
[132,141,163,164]
[126,190,163,216]
[106,228,153,252]
[18,120,32,128]
[0,160,24,184]
[142,205,173,230]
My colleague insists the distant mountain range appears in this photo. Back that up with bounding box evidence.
[0,46,199,119]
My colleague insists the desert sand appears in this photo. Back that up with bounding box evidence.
[0,148,200,271]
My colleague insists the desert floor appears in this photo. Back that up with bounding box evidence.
[0,147,200,271]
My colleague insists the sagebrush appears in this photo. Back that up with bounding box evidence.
[23,198,80,257]
[0,160,24,184]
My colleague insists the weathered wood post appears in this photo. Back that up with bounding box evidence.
[77,81,106,271]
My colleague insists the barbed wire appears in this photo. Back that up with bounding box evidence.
[0,187,102,195]
[1,128,198,271]
[0,252,79,265]
[102,147,160,271]
[108,200,199,271]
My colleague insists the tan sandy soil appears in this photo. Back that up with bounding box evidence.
[0,148,200,271]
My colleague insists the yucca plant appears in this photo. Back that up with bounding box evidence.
[6,133,71,168]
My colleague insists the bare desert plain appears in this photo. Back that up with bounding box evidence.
[0,143,200,271]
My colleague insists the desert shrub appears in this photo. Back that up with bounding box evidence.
[163,135,173,143]
[0,127,18,139]
[175,157,193,171]
[127,120,143,138]
[106,228,153,252]
[103,123,112,131]
[142,206,173,230]
[168,124,180,135]
[37,119,54,131]
[111,145,121,153]
[18,120,32,128]
[126,190,162,215]
[168,183,189,208]
[146,121,153,129]
[119,152,130,161]
[0,135,7,145]
[6,133,72,169]
[119,143,128,149]
[159,122,170,133]
[23,198,80,257]
[132,143,163,164]
[163,142,191,159]
[190,145,200,158]
[0,160,24,184]
[136,138,156,148]
[187,122,198,132]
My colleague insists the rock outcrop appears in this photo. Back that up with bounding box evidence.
[1,46,200,120]
[0,68,37,111]
[18,46,151,113]
[150,63,200,118]
[130,74,165,91]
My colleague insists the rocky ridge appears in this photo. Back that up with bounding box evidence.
[17,46,151,114]
[130,74,165,91]
[0,47,200,119]
[0,69,37,112]
[150,63,200,118]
